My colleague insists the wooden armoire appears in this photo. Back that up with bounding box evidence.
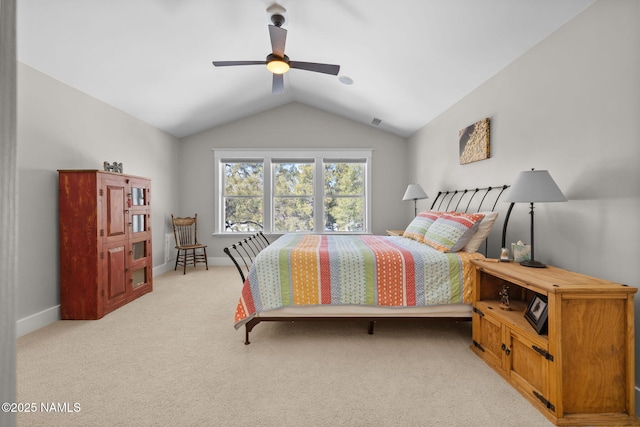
[58,170,153,319]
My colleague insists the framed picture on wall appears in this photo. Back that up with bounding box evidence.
[459,118,490,164]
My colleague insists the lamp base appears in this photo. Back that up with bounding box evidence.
[520,259,547,268]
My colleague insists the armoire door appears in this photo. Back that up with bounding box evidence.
[102,241,129,313]
[101,176,128,244]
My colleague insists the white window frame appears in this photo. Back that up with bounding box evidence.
[213,148,373,235]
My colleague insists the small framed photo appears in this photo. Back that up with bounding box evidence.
[525,294,548,334]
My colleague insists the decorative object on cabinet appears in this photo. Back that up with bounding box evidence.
[503,169,566,268]
[471,259,638,426]
[402,183,428,217]
[524,293,548,333]
[498,283,511,310]
[171,214,208,274]
[511,240,531,263]
[58,170,152,320]
[103,161,123,173]
[459,118,490,165]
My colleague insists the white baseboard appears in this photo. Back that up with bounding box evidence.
[154,258,232,274]
[211,257,233,266]
[18,262,181,337]
[153,260,177,276]
[160,257,234,268]
[16,305,60,338]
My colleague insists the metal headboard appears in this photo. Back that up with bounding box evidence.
[223,232,271,283]
[429,185,515,255]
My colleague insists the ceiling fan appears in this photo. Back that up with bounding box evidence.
[212,11,340,94]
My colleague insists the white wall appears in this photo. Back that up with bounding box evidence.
[16,64,181,335]
[178,102,408,260]
[407,0,640,400]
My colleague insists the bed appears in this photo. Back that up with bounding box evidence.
[227,185,514,344]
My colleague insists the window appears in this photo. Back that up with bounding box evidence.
[324,161,365,232]
[223,161,263,232]
[214,149,372,234]
[273,160,314,232]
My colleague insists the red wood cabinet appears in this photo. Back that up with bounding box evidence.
[58,170,152,319]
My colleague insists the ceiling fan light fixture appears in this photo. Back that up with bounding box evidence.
[212,19,340,93]
[266,60,289,74]
[266,53,290,74]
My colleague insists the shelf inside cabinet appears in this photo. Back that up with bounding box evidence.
[475,300,547,342]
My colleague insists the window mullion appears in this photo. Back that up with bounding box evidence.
[314,158,323,233]
[215,159,222,233]
[365,158,371,232]
[264,158,273,234]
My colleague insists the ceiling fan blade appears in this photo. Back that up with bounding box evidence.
[289,61,340,75]
[212,60,266,67]
[269,25,287,57]
[272,73,284,94]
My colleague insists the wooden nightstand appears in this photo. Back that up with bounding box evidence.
[470,259,638,426]
[385,230,404,236]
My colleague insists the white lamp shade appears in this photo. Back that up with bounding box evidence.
[504,169,567,203]
[402,184,428,201]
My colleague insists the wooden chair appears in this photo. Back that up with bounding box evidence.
[171,214,208,274]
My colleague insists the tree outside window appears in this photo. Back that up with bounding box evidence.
[224,162,264,232]
[216,149,371,234]
[324,162,365,232]
[273,162,314,232]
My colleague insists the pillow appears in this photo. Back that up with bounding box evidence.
[463,211,499,253]
[402,211,444,242]
[423,212,485,252]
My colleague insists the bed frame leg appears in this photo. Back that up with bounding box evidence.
[368,320,375,335]
[244,318,261,345]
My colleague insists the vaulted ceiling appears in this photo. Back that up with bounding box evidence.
[17,0,594,138]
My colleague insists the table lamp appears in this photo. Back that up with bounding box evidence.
[402,184,428,217]
[503,169,567,268]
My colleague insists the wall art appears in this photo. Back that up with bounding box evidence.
[459,118,490,165]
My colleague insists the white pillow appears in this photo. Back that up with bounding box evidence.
[462,211,499,253]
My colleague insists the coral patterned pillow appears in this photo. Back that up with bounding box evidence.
[402,211,444,242]
[423,212,485,252]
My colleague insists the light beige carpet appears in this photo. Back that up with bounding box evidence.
[17,266,553,426]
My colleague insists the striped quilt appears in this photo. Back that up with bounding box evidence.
[234,234,484,328]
